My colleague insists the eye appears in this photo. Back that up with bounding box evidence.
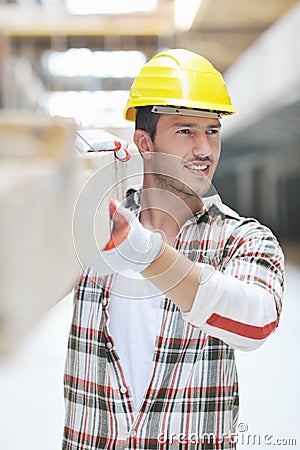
[206,128,220,136]
[177,128,192,135]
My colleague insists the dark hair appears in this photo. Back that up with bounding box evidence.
[135,106,161,142]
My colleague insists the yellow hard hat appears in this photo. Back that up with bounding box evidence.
[124,48,237,121]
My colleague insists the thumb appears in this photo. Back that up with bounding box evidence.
[102,199,130,250]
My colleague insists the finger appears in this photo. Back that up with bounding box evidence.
[109,198,117,218]
[103,199,130,250]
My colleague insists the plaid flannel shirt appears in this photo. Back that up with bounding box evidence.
[63,191,284,450]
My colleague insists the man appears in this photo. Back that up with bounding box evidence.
[63,49,284,449]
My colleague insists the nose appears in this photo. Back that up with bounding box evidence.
[191,132,213,159]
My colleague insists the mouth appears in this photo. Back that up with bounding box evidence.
[184,162,210,177]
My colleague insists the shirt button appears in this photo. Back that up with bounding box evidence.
[130,429,137,438]
[106,341,113,350]
[120,386,127,394]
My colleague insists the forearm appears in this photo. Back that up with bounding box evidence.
[96,199,282,351]
[142,243,279,351]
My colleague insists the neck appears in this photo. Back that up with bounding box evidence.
[139,181,203,245]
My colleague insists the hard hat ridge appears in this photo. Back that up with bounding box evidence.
[124,48,237,121]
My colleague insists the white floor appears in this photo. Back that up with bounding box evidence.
[235,263,300,449]
[0,264,299,450]
[0,294,73,450]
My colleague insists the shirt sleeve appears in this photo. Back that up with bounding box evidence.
[182,220,284,351]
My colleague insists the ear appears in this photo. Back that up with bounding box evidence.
[133,129,154,159]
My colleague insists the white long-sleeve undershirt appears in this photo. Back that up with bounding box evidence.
[182,263,279,351]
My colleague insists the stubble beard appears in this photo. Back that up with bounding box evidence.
[150,145,211,200]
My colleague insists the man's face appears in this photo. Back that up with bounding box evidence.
[148,114,221,199]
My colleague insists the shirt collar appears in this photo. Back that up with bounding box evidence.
[124,186,229,224]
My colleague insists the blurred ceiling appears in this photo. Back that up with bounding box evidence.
[182,0,298,71]
[0,0,298,71]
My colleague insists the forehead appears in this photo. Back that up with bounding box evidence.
[156,113,221,130]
